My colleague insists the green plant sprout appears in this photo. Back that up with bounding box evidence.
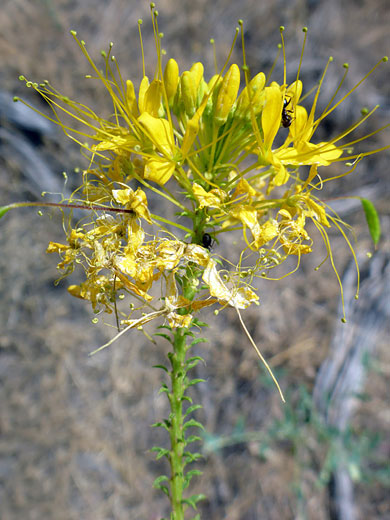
[1,3,388,518]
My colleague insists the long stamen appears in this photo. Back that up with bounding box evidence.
[138,19,146,78]
[280,26,287,87]
[210,38,218,74]
[315,56,388,126]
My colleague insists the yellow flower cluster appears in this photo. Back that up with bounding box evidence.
[19,6,388,330]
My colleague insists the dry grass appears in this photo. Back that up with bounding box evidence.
[0,0,389,518]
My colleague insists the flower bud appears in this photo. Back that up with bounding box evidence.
[181,62,204,117]
[163,58,179,107]
[214,64,240,126]
[126,80,138,117]
[236,72,265,120]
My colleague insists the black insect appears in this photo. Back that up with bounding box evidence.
[201,233,214,250]
[281,97,294,128]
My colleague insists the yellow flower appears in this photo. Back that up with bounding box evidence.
[16,10,386,329]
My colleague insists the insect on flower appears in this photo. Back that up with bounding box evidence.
[201,233,214,250]
[281,96,294,128]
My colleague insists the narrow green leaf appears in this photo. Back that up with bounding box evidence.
[150,447,170,460]
[183,418,205,431]
[151,421,170,431]
[184,451,203,463]
[183,469,203,488]
[186,355,205,364]
[185,435,202,444]
[361,198,381,245]
[184,404,202,417]
[153,475,170,496]
[186,378,206,388]
[189,338,208,347]
[158,384,170,395]
[185,469,203,479]
[153,364,169,372]
[154,333,172,342]
[153,475,169,486]
[0,205,12,219]
[182,494,207,510]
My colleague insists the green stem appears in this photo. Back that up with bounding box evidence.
[168,327,187,520]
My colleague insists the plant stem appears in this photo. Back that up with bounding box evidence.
[168,327,187,520]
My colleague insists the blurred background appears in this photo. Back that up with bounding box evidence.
[0,0,389,519]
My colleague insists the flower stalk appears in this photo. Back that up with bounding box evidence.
[168,327,187,520]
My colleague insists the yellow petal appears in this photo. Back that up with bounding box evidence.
[304,197,330,227]
[286,80,303,106]
[138,76,150,113]
[272,160,289,186]
[290,105,311,144]
[202,259,259,309]
[46,241,69,253]
[232,178,258,200]
[182,243,210,266]
[144,158,175,185]
[143,79,163,117]
[262,86,284,148]
[192,183,226,209]
[112,187,152,222]
[230,206,262,248]
[256,219,279,247]
[93,135,138,153]
[138,112,174,155]
[156,240,186,270]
